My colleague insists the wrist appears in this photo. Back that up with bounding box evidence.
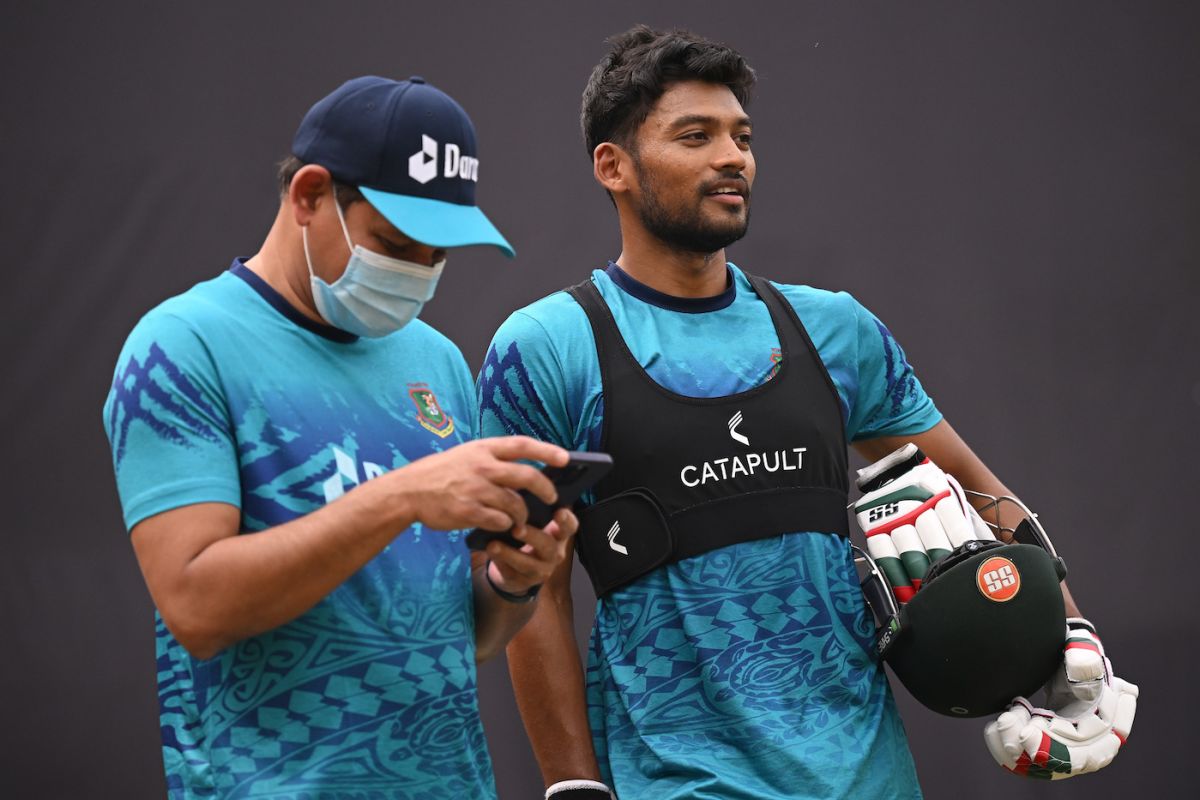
[485,560,541,604]
[370,469,419,531]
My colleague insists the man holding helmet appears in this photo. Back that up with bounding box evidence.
[477,25,1138,799]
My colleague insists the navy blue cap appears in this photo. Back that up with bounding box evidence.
[292,75,513,257]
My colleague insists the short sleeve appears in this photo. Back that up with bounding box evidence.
[845,297,942,441]
[430,331,479,443]
[451,355,479,442]
[476,310,577,449]
[102,310,240,530]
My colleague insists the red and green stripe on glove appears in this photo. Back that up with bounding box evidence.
[984,617,1139,779]
[853,443,994,601]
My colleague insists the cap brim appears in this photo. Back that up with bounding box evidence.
[359,187,515,258]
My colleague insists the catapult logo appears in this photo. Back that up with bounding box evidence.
[727,411,749,446]
[680,411,808,488]
[607,520,628,555]
[408,134,480,185]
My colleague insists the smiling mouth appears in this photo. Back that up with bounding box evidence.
[703,177,750,202]
[705,187,748,206]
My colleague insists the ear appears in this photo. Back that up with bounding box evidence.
[593,142,634,196]
[287,164,335,227]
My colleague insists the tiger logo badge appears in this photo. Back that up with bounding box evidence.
[408,383,455,438]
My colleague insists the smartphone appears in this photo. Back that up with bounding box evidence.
[465,451,613,550]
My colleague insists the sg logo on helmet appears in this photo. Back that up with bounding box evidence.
[976,556,1021,602]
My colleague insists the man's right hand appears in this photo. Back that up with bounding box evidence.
[388,436,569,533]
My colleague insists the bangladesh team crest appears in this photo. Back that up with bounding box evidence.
[408,383,455,438]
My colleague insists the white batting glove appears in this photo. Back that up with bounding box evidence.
[853,443,994,603]
[984,618,1138,779]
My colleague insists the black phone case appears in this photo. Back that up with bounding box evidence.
[466,451,613,550]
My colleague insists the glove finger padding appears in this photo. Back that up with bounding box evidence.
[985,618,1139,779]
[1063,617,1107,685]
[854,444,995,603]
[1047,618,1111,715]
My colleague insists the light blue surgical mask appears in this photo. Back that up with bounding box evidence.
[302,195,445,338]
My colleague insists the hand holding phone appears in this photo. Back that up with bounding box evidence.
[466,451,613,550]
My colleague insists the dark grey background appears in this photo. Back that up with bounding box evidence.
[3,1,1196,797]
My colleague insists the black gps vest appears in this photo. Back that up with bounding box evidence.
[569,273,850,596]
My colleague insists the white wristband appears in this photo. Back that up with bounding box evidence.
[545,779,614,798]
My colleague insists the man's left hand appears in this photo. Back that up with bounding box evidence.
[486,507,577,596]
[984,617,1138,779]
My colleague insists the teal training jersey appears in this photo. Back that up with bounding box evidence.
[477,263,941,800]
[103,261,494,799]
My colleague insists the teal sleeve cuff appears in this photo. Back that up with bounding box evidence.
[123,479,241,530]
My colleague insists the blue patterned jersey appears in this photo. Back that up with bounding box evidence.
[103,261,494,799]
[477,263,941,800]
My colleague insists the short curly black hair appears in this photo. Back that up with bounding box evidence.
[580,25,756,157]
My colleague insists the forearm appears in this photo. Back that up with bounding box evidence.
[507,571,602,785]
[156,478,415,658]
[136,437,574,660]
[472,554,537,662]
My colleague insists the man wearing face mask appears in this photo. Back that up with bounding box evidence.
[102,76,574,799]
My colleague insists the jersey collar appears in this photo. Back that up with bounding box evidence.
[229,259,359,344]
[604,261,736,313]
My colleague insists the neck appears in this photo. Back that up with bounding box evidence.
[614,217,729,298]
[243,207,325,325]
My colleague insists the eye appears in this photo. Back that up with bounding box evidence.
[736,132,754,148]
[679,131,709,143]
[377,237,412,257]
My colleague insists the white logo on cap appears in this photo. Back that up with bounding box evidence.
[408,134,438,184]
[443,143,479,181]
[408,135,479,185]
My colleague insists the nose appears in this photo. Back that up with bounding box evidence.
[712,134,748,173]
[415,245,447,267]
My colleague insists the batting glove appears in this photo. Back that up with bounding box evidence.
[853,443,994,602]
[984,617,1138,779]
